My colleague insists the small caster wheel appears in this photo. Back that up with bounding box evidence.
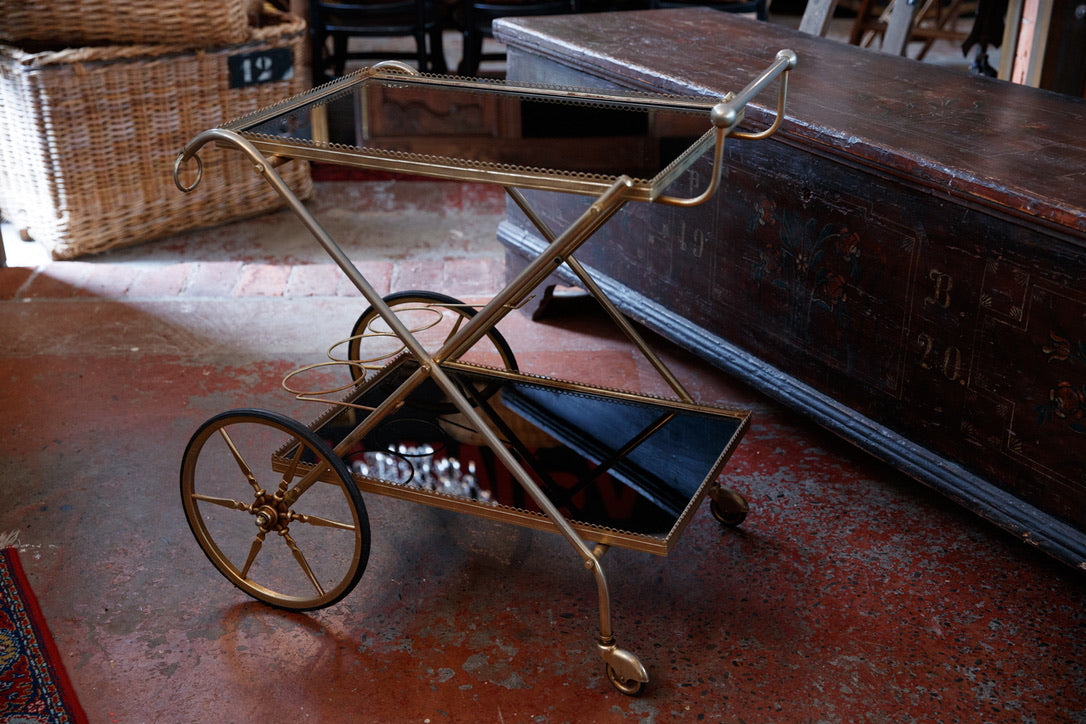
[709,486,749,527]
[606,664,647,696]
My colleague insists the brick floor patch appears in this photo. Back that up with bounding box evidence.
[81,263,141,298]
[0,268,34,300]
[443,257,503,296]
[444,183,506,214]
[286,264,341,297]
[182,261,244,297]
[128,264,192,298]
[234,263,292,297]
[337,260,393,298]
[21,262,96,299]
[390,259,444,295]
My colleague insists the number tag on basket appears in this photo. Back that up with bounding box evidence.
[228,48,294,88]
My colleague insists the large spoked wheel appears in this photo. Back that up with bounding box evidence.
[346,290,518,383]
[180,409,370,611]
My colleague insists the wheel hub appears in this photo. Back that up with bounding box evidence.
[254,505,279,529]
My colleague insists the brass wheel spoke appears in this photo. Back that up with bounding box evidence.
[218,426,263,494]
[281,462,334,508]
[192,492,252,512]
[289,511,356,531]
[282,530,324,596]
[239,530,267,579]
[278,440,306,495]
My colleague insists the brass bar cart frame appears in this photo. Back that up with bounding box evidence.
[175,50,796,696]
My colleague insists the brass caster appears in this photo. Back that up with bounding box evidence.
[597,640,648,696]
[709,485,749,527]
[606,663,647,696]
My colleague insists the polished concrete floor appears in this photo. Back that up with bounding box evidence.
[2,175,1085,723]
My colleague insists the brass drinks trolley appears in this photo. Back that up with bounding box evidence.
[175,50,796,695]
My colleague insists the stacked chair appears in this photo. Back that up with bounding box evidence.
[309,0,450,78]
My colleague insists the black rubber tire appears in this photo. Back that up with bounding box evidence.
[180,408,370,611]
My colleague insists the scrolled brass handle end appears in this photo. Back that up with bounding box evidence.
[173,152,203,193]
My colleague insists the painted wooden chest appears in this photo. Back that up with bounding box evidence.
[493,8,1086,568]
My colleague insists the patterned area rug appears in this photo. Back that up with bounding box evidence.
[0,546,87,723]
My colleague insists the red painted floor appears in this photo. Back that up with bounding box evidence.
[2,179,1084,723]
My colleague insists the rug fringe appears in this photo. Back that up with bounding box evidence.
[0,530,20,548]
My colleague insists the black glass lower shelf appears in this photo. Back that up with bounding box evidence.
[278,358,751,555]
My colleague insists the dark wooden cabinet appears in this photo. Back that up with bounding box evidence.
[493,9,1086,569]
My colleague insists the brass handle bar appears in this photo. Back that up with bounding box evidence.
[656,49,797,207]
[711,48,798,131]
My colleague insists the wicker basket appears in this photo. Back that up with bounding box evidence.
[0,12,313,260]
[0,0,255,48]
